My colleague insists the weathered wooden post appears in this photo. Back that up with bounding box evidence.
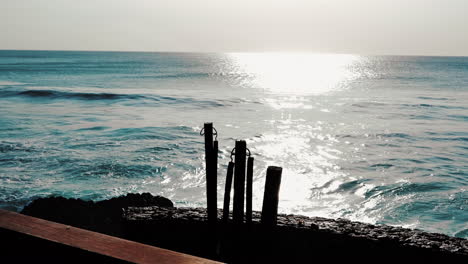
[223,162,234,223]
[233,140,247,224]
[203,122,217,225]
[212,140,218,223]
[246,157,254,225]
[261,166,282,226]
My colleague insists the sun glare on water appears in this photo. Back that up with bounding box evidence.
[213,53,373,220]
[227,52,360,95]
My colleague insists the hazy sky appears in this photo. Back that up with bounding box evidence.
[1,0,468,55]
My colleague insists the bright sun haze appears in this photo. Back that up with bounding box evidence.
[1,0,468,56]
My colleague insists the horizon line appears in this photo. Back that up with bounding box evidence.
[0,48,467,58]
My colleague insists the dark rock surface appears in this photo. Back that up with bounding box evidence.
[19,194,467,263]
[124,206,468,263]
[21,193,173,237]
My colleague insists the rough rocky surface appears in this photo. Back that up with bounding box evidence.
[21,193,173,237]
[124,206,467,263]
[18,195,467,263]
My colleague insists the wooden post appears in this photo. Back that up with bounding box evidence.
[233,140,246,224]
[203,122,217,225]
[211,140,218,223]
[246,157,254,225]
[261,166,282,227]
[222,161,234,223]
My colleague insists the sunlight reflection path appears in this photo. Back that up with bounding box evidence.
[227,52,361,95]
[217,53,380,221]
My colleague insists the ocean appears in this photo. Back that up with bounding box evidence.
[0,50,466,238]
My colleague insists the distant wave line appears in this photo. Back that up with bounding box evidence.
[0,89,226,107]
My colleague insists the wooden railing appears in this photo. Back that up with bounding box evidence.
[0,209,222,264]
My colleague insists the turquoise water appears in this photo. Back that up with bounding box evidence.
[0,50,467,238]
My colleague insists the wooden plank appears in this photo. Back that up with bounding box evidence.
[0,209,222,264]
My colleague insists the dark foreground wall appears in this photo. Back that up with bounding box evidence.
[20,194,467,263]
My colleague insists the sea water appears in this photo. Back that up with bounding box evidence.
[0,50,466,238]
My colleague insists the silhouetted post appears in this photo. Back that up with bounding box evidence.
[233,140,246,224]
[261,166,282,226]
[223,162,234,223]
[212,140,218,222]
[204,122,217,225]
[246,157,254,225]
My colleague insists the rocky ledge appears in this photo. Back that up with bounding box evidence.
[124,206,467,263]
[19,194,467,263]
[21,193,173,237]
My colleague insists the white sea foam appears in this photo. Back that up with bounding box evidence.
[0,81,25,86]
